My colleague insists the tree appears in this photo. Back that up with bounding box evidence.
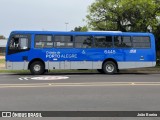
[72,26,88,32]
[0,35,5,39]
[85,0,160,57]
[154,24,160,57]
[86,0,160,32]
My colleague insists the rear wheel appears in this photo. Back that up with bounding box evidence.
[102,61,117,74]
[30,61,45,75]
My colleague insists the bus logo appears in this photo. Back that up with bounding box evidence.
[46,51,77,60]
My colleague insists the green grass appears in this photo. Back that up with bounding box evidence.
[155,65,160,68]
[0,69,98,74]
[0,70,30,74]
[0,59,5,64]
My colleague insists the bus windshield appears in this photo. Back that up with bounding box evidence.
[9,35,29,50]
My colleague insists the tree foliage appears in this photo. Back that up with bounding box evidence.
[0,35,5,39]
[86,0,160,32]
[72,26,88,32]
[86,0,160,51]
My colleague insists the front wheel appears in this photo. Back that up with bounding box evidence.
[30,61,45,75]
[102,61,117,74]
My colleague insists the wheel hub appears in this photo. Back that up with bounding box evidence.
[34,64,41,72]
[106,64,114,72]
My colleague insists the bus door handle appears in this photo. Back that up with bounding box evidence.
[140,56,144,60]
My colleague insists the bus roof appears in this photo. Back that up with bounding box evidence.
[10,30,154,36]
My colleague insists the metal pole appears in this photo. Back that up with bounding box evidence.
[65,22,69,31]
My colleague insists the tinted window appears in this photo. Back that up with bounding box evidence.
[54,35,73,48]
[75,36,92,48]
[114,36,132,47]
[35,35,53,48]
[94,36,112,48]
[133,36,151,48]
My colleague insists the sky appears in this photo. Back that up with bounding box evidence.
[0,0,95,38]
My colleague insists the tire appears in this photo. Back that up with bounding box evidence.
[30,61,45,75]
[44,69,49,73]
[102,61,117,74]
[97,69,104,74]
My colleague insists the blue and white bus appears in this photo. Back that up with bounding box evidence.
[6,31,156,75]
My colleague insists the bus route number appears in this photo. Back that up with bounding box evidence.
[104,50,116,54]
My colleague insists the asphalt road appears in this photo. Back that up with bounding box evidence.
[0,72,160,120]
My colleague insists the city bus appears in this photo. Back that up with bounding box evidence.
[5,31,156,75]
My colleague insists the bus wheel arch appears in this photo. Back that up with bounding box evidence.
[102,58,118,74]
[28,58,45,75]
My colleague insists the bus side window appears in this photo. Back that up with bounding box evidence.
[35,35,53,48]
[94,36,112,48]
[114,36,131,48]
[75,36,93,48]
[132,36,151,48]
[20,38,28,49]
[114,36,122,47]
[54,35,73,48]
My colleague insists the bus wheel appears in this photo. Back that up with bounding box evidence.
[97,69,104,74]
[30,61,45,75]
[102,61,117,74]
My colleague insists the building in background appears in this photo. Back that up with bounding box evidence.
[0,39,7,55]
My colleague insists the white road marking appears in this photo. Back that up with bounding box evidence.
[31,76,69,80]
[18,76,69,81]
[18,77,30,80]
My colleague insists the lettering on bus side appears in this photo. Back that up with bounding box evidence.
[46,51,77,60]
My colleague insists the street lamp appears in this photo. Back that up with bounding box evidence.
[65,22,69,31]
